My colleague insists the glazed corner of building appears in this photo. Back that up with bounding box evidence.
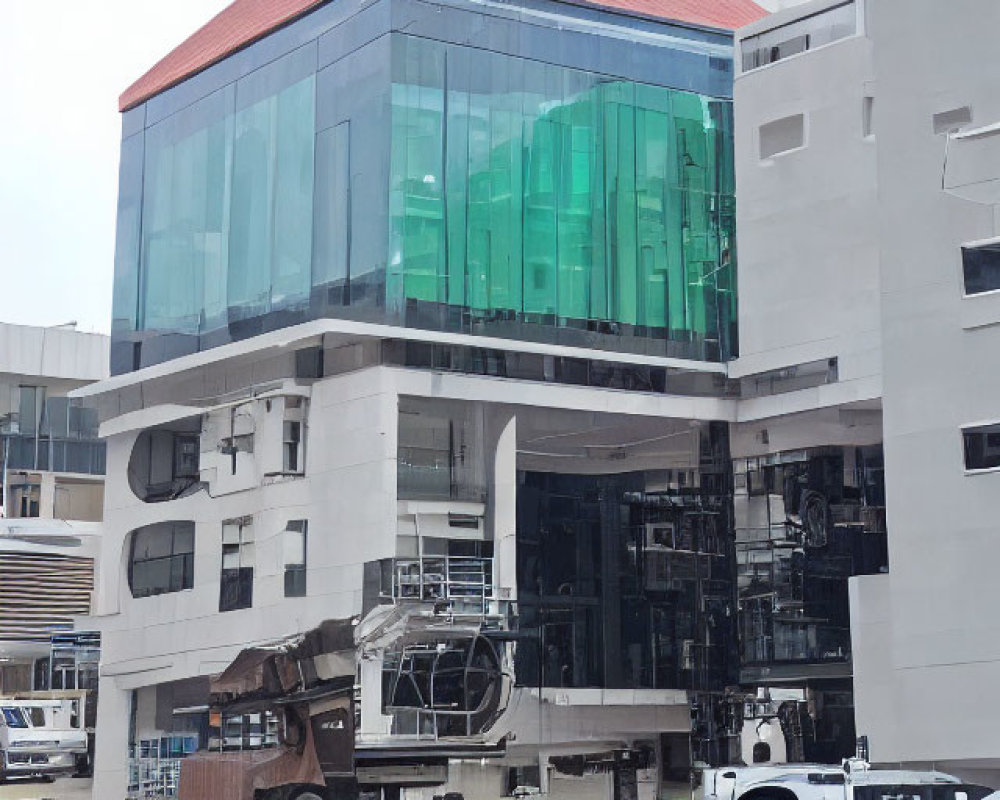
[108,0,753,378]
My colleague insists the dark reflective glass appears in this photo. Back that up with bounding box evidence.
[219,567,254,611]
[962,243,1000,295]
[515,451,737,691]
[112,9,739,373]
[963,423,1000,470]
[129,522,196,598]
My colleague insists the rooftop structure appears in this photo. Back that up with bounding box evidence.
[118,0,767,111]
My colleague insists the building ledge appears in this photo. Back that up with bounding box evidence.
[740,660,852,683]
[74,319,727,401]
[531,687,689,706]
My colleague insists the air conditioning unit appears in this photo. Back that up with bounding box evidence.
[644,522,675,549]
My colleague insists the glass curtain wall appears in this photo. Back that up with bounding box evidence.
[514,422,737,691]
[388,37,737,361]
[138,73,316,346]
[111,32,737,372]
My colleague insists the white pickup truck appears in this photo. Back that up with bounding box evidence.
[701,760,993,800]
[0,698,88,781]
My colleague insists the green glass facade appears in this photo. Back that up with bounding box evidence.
[111,0,738,373]
[139,76,317,339]
[388,37,736,353]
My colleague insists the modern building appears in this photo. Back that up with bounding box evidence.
[0,322,107,695]
[849,0,1000,785]
[733,0,1000,783]
[728,0,887,763]
[89,0,1000,794]
[83,0,776,797]
[84,0,1000,792]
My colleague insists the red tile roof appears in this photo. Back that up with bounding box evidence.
[120,0,768,112]
[119,0,325,111]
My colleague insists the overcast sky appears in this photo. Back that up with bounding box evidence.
[0,1,231,334]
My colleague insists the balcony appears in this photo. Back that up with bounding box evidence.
[379,556,494,616]
[396,459,486,503]
[1,398,105,476]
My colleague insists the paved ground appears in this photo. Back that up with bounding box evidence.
[0,776,91,799]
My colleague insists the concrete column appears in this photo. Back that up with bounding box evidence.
[39,471,56,518]
[92,675,131,800]
[538,750,551,795]
[359,655,391,735]
[491,412,517,604]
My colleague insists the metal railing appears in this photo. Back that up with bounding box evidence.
[383,556,494,615]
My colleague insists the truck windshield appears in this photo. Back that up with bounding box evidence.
[24,707,46,727]
[1,707,28,728]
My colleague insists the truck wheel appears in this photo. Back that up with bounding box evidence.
[290,789,325,800]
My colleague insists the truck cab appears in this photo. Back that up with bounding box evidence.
[0,698,88,781]
[701,761,993,800]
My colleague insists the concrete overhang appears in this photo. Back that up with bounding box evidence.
[71,318,727,399]
[736,375,882,422]
[392,367,738,422]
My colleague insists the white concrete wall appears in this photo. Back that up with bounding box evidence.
[850,0,1000,768]
[0,322,108,382]
[732,10,880,398]
[91,367,398,798]
[849,574,895,762]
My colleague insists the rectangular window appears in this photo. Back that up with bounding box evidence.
[174,435,200,479]
[282,421,301,473]
[313,121,350,298]
[129,521,195,598]
[962,242,1000,295]
[740,1,856,72]
[963,423,1000,471]
[283,520,307,598]
[397,413,452,499]
[220,518,254,611]
[11,480,41,518]
[760,114,805,159]
[18,386,42,436]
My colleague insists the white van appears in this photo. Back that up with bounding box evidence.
[0,698,88,781]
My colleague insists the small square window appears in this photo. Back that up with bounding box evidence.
[961,242,1000,295]
[963,423,1000,471]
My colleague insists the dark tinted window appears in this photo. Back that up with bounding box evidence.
[1,708,28,728]
[962,243,1000,295]
[129,522,195,598]
[963,423,1000,470]
[220,518,254,612]
[283,520,307,598]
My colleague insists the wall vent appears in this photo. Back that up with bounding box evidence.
[759,114,805,159]
[933,106,972,135]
